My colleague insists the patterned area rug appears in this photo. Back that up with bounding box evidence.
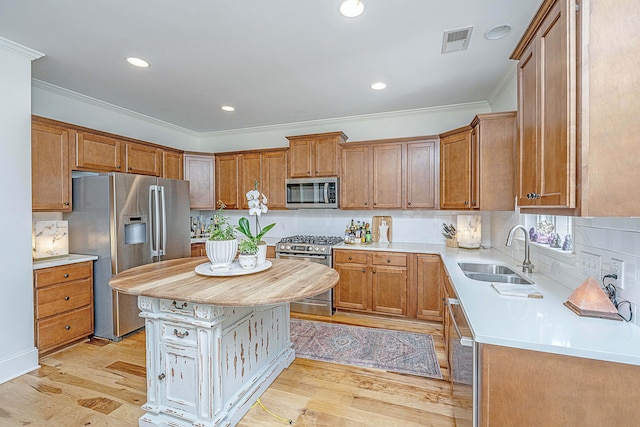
[290,319,442,379]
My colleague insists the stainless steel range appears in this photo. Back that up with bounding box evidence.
[275,235,343,316]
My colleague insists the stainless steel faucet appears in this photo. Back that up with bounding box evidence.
[506,225,535,273]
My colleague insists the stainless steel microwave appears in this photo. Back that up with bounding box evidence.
[285,177,339,209]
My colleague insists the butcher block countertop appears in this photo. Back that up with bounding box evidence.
[109,257,339,307]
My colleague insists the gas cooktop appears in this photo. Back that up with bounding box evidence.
[277,235,343,246]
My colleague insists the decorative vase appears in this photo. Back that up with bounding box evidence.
[256,242,267,265]
[206,239,238,270]
[378,221,389,243]
[238,254,257,270]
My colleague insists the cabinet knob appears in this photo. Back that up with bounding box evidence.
[373,202,377,206]
[362,269,366,273]
[63,273,69,278]
[65,325,71,330]
[464,201,469,206]
[64,296,70,301]
[128,167,132,171]
[158,373,166,381]
[364,202,368,206]
[348,256,352,260]
[408,202,412,206]
[471,200,476,205]
[386,258,391,263]
[116,164,121,169]
[64,201,70,206]
[373,270,377,274]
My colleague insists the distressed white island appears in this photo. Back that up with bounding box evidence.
[109,257,339,427]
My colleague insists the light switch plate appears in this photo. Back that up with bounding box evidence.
[580,252,602,281]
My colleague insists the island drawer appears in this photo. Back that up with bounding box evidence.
[159,299,196,315]
[35,278,92,319]
[160,321,197,347]
[34,261,93,288]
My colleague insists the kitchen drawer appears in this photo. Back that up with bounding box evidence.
[159,299,196,315]
[372,252,407,267]
[334,250,368,265]
[36,306,93,353]
[160,321,197,347]
[35,278,92,319]
[34,261,93,288]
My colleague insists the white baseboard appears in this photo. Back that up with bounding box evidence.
[0,347,39,384]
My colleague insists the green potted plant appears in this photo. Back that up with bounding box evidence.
[237,239,259,269]
[237,180,275,265]
[206,201,237,270]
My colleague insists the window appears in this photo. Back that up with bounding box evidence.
[522,214,574,252]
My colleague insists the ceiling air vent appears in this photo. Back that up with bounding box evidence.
[441,26,474,54]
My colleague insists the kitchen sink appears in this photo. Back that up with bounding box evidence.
[457,262,534,285]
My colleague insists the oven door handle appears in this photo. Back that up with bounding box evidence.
[448,298,474,347]
[277,253,329,260]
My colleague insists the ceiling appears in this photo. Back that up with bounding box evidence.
[0,0,541,133]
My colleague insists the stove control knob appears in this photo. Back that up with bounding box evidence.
[307,246,313,251]
[320,247,326,252]
[314,247,320,251]
[286,245,291,250]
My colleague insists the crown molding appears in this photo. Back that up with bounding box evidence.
[199,100,491,138]
[0,37,44,61]
[31,79,199,137]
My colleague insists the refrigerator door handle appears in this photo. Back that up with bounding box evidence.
[159,185,167,256]
[149,185,159,257]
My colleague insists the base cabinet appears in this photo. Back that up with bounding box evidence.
[416,255,443,321]
[33,261,94,355]
[138,297,293,427]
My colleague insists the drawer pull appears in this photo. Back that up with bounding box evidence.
[362,269,366,273]
[387,258,391,263]
[64,201,70,206]
[348,256,352,260]
[65,325,71,330]
[172,301,188,309]
[64,296,70,301]
[158,373,165,381]
[173,329,189,338]
[63,273,69,278]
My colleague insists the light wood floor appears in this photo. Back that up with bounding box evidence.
[0,312,454,426]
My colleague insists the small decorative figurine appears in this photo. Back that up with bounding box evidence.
[549,232,561,248]
[562,234,573,251]
[529,227,538,243]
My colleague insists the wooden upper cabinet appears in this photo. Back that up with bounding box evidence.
[124,142,162,176]
[215,154,239,209]
[287,132,346,178]
[440,113,516,211]
[406,140,438,209]
[239,153,262,210]
[440,127,472,209]
[340,145,370,209]
[162,151,183,180]
[32,122,72,212]
[513,0,576,210]
[371,143,403,209]
[261,150,287,209]
[74,132,123,172]
[184,154,215,210]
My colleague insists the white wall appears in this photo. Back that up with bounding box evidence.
[0,39,41,383]
[197,102,491,152]
[488,63,518,112]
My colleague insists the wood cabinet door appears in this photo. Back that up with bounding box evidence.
[190,243,205,257]
[371,143,403,209]
[314,136,339,177]
[406,140,438,209]
[262,151,287,209]
[125,142,162,176]
[288,139,313,178]
[440,130,472,209]
[371,266,407,317]
[163,151,183,180]
[32,123,72,212]
[334,262,369,311]
[184,154,215,210]
[239,153,262,209]
[517,40,539,207]
[74,132,123,172]
[416,255,443,321]
[215,154,239,209]
[340,145,370,209]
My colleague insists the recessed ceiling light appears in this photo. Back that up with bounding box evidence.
[484,24,512,40]
[339,0,364,18]
[221,106,235,112]
[371,82,386,90]
[126,57,150,68]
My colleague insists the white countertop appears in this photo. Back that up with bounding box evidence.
[335,242,640,366]
[33,253,98,270]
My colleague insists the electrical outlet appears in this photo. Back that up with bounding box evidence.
[610,258,625,290]
[580,252,602,280]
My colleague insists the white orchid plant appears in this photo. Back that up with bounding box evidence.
[237,180,275,244]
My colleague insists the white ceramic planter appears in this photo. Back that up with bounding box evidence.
[238,254,258,270]
[206,239,238,269]
[256,243,267,265]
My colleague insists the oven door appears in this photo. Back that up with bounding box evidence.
[276,252,331,266]
[277,252,334,315]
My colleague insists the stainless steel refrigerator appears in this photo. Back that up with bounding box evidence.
[65,172,191,341]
